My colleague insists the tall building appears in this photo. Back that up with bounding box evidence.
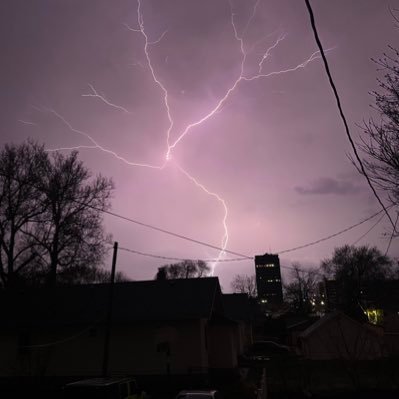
[255,253,283,304]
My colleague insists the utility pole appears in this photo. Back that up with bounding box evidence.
[102,241,118,377]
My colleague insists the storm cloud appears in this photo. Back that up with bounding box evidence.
[295,177,363,196]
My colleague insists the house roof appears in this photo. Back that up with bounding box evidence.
[285,315,320,331]
[0,277,223,328]
[299,311,342,339]
[299,310,379,339]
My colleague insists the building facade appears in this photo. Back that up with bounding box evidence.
[0,278,246,379]
[254,253,283,304]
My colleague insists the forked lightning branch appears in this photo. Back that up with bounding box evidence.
[24,0,326,274]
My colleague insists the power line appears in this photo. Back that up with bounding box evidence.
[0,171,392,264]
[385,212,398,256]
[118,245,251,262]
[1,170,388,280]
[0,171,252,260]
[304,0,396,232]
[352,213,385,245]
[97,207,252,259]
[277,207,390,255]
[118,244,323,276]
[22,316,104,348]
[119,207,392,261]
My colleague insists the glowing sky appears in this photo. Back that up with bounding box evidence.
[1,0,398,290]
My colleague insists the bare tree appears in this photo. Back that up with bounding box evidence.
[230,274,257,297]
[0,142,114,288]
[358,47,399,217]
[0,142,48,288]
[284,263,319,314]
[155,260,210,280]
[80,268,129,284]
[31,150,114,287]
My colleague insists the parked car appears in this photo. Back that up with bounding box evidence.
[63,377,146,399]
[175,390,222,399]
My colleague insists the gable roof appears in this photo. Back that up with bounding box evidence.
[285,315,320,331]
[299,310,378,339]
[0,277,223,328]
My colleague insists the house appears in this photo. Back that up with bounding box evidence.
[298,311,383,360]
[284,314,320,349]
[222,293,253,354]
[0,277,242,379]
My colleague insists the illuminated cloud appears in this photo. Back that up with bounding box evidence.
[295,177,363,196]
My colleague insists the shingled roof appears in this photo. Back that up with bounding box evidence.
[0,277,223,328]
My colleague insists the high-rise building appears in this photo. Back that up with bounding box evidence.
[255,253,283,304]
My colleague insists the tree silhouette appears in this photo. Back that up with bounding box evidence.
[0,141,114,288]
[155,260,210,280]
[321,245,394,319]
[0,141,48,288]
[284,263,319,314]
[230,274,257,297]
[358,47,399,217]
[35,150,114,287]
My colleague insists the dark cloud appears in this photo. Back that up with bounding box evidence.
[295,177,363,196]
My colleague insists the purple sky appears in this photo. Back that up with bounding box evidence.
[1,0,398,290]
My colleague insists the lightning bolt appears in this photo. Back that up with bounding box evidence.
[242,0,261,36]
[18,120,37,126]
[46,108,166,169]
[125,2,175,161]
[82,84,131,114]
[258,33,286,73]
[176,163,229,275]
[25,0,328,273]
[164,1,326,159]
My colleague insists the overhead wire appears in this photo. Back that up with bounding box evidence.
[277,207,390,255]
[352,213,386,245]
[304,0,396,232]
[118,243,325,275]
[96,206,252,259]
[0,172,394,267]
[385,212,398,256]
[117,206,391,269]
[0,171,252,260]
[22,318,104,348]
[118,245,250,262]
